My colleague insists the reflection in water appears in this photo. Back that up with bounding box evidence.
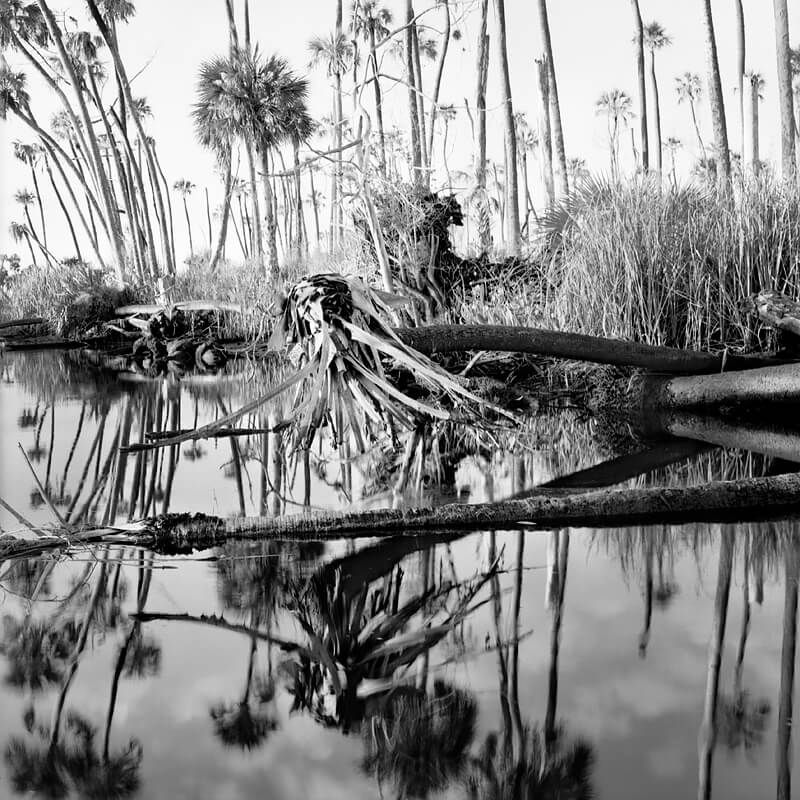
[2,350,800,798]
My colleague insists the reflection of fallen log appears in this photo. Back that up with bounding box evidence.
[396,325,782,374]
[643,363,800,409]
[648,412,800,464]
[4,472,800,557]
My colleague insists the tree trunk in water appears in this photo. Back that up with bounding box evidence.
[777,537,798,800]
[773,0,797,179]
[631,0,649,171]
[537,0,568,196]
[26,472,800,560]
[697,528,733,800]
[493,0,520,254]
[700,0,731,184]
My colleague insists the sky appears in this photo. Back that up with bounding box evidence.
[1,0,798,264]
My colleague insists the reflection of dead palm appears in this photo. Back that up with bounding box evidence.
[286,564,494,731]
[717,690,770,757]
[362,680,477,799]
[465,726,594,800]
[0,616,79,694]
[5,709,142,800]
[210,638,278,750]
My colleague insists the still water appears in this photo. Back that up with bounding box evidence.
[0,348,797,799]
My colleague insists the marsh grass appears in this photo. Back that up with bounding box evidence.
[541,175,800,351]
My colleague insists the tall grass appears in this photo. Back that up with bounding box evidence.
[539,175,800,351]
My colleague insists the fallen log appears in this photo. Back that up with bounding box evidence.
[3,471,800,558]
[396,325,783,374]
[0,317,45,331]
[643,363,800,409]
[648,411,800,464]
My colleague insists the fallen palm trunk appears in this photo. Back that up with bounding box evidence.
[0,317,45,331]
[649,411,800,464]
[4,472,800,558]
[396,325,782,374]
[643,363,800,409]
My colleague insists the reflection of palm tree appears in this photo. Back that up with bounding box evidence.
[362,680,476,799]
[465,725,594,800]
[5,709,142,800]
[777,534,799,800]
[210,637,278,750]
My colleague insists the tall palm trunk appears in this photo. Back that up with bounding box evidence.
[334,0,345,243]
[537,0,568,195]
[649,49,663,173]
[773,0,797,179]
[412,22,428,178]
[26,159,48,250]
[260,151,280,280]
[747,76,760,174]
[475,0,491,252]
[777,537,799,800]
[35,0,128,281]
[631,0,649,171]
[205,187,213,250]
[245,141,264,259]
[735,0,746,162]
[426,0,450,173]
[368,27,386,172]
[309,168,321,247]
[405,0,423,185]
[210,163,234,271]
[44,151,83,260]
[698,528,734,800]
[537,57,555,205]
[182,195,194,257]
[700,0,731,184]
[493,0,520,254]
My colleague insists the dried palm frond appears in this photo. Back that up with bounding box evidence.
[123,274,513,454]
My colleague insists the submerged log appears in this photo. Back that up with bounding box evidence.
[4,472,800,558]
[0,317,45,331]
[644,363,800,409]
[396,325,782,374]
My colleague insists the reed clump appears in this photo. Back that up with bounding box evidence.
[538,175,800,352]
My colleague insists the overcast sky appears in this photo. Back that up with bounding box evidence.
[1,0,797,263]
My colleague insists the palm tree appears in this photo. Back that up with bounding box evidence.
[791,47,800,157]
[493,0,520,254]
[536,0,568,196]
[643,22,671,174]
[664,136,682,184]
[13,141,47,249]
[514,112,537,232]
[700,0,731,184]
[438,103,458,189]
[745,72,765,174]
[195,50,312,280]
[352,0,392,171]
[773,0,797,178]
[308,32,353,246]
[566,156,588,186]
[536,56,555,206]
[676,72,706,159]
[172,179,195,258]
[630,0,648,172]
[9,220,37,267]
[596,89,632,179]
